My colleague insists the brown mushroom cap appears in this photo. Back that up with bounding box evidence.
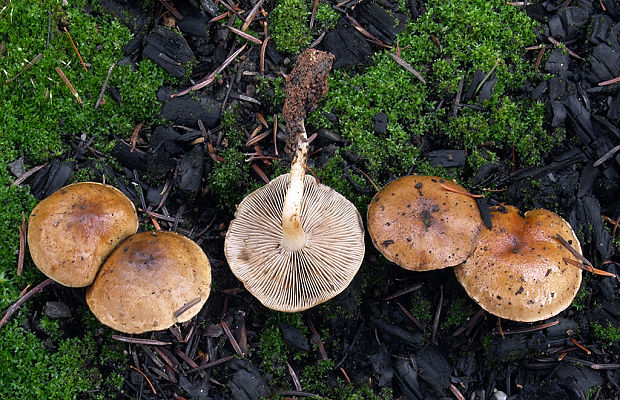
[86,231,211,334]
[367,175,483,271]
[453,205,582,322]
[27,182,138,287]
[224,173,365,312]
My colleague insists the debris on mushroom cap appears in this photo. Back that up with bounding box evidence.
[367,175,483,271]
[224,173,365,312]
[86,231,211,334]
[453,205,582,322]
[27,182,138,287]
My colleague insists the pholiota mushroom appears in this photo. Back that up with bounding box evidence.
[367,175,483,271]
[224,49,365,312]
[27,182,138,287]
[453,205,582,322]
[86,231,211,334]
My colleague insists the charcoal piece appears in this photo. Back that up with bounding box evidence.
[549,100,566,127]
[588,43,620,83]
[321,23,373,70]
[123,34,143,56]
[198,0,219,17]
[475,197,492,230]
[558,6,592,40]
[372,317,423,347]
[472,163,498,186]
[393,358,425,400]
[590,14,613,44]
[548,14,567,40]
[100,0,151,33]
[147,126,181,175]
[565,94,595,144]
[582,196,613,260]
[464,70,486,101]
[107,86,122,105]
[151,126,183,154]
[278,323,309,351]
[486,335,526,362]
[479,72,497,102]
[548,77,568,101]
[374,112,388,135]
[159,92,221,128]
[369,350,393,387]
[414,348,452,395]
[545,318,579,338]
[175,130,203,143]
[427,150,466,167]
[111,140,148,171]
[265,42,284,66]
[317,128,343,143]
[44,301,71,319]
[143,26,195,78]
[145,185,164,207]
[408,0,421,19]
[31,161,75,200]
[8,157,25,178]
[544,49,571,76]
[228,359,269,400]
[176,146,204,196]
[354,3,407,46]
[531,81,548,100]
[555,364,604,397]
[178,375,210,400]
[577,164,599,197]
[608,92,620,120]
[455,354,475,377]
[526,3,548,22]
[178,15,209,39]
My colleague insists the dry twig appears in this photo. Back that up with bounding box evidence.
[0,278,54,329]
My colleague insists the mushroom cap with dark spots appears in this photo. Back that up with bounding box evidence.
[86,231,212,334]
[27,182,139,287]
[367,175,483,271]
[453,205,582,322]
[224,173,365,312]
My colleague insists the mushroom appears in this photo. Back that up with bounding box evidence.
[225,173,365,312]
[86,231,211,334]
[453,205,582,322]
[224,49,365,312]
[27,182,138,287]
[367,175,483,271]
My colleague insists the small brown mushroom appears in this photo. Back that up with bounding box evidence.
[224,173,365,312]
[86,231,211,334]
[27,182,138,287]
[453,206,582,322]
[367,175,483,271]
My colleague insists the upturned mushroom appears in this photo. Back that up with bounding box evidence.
[453,205,582,322]
[27,182,138,287]
[86,231,211,334]
[367,175,484,271]
[224,49,365,312]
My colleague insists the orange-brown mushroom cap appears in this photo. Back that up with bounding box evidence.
[224,173,365,312]
[27,182,138,287]
[453,206,582,322]
[86,231,211,334]
[367,175,483,271]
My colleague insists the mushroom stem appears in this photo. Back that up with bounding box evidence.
[281,120,308,251]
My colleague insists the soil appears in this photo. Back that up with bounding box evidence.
[10,0,620,399]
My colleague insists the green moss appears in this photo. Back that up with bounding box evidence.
[409,291,432,325]
[311,0,549,187]
[591,322,620,347]
[441,297,474,330]
[270,0,311,54]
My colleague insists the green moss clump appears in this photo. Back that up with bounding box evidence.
[311,0,551,187]
[270,0,311,54]
[441,297,474,330]
[591,321,620,347]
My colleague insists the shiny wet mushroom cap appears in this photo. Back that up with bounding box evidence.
[27,182,138,287]
[86,231,211,334]
[453,206,582,322]
[367,175,483,271]
[224,173,365,312]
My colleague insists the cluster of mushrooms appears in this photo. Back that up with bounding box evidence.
[367,175,584,322]
[28,182,211,334]
[26,49,585,336]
